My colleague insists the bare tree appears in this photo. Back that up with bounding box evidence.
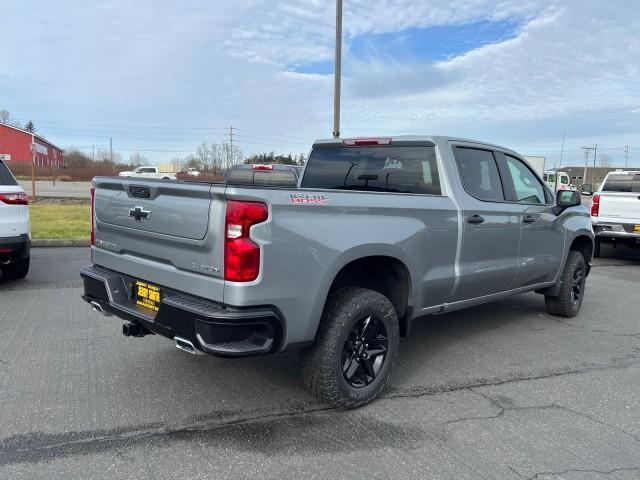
[220,142,243,170]
[598,154,612,168]
[129,152,148,166]
[24,120,36,133]
[0,109,10,124]
[96,149,123,164]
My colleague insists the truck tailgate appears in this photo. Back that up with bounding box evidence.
[598,192,640,222]
[92,177,226,301]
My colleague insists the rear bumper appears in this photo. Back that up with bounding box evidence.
[593,222,640,240]
[0,234,30,261]
[80,265,284,357]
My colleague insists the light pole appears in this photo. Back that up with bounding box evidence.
[332,0,343,138]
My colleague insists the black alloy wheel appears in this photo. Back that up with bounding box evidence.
[341,315,389,388]
[570,266,584,307]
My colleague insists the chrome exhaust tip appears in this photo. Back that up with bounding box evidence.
[90,300,112,317]
[174,336,203,356]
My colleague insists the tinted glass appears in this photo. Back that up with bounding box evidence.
[602,174,640,193]
[0,161,18,186]
[454,148,504,201]
[505,155,546,204]
[227,168,298,187]
[301,146,440,195]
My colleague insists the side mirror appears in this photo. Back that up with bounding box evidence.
[556,190,581,211]
[581,184,593,196]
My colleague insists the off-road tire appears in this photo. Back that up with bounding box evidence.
[544,251,586,317]
[1,257,30,280]
[303,287,399,409]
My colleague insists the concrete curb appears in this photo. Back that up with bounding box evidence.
[32,239,91,248]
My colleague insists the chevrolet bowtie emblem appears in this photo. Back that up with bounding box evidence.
[129,206,151,221]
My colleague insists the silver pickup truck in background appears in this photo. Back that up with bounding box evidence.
[591,170,640,258]
[81,136,594,408]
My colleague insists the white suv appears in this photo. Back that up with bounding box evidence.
[0,159,30,280]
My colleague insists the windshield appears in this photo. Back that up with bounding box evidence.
[545,173,557,182]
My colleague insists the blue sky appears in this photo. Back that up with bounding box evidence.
[293,19,523,74]
[0,0,639,167]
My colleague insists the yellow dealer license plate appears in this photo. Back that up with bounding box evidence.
[634,224,640,233]
[136,281,161,313]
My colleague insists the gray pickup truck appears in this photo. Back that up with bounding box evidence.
[81,136,594,408]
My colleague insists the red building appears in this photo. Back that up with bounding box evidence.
[0,123,64,168]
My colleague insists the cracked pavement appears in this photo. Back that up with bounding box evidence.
[0,245,639,479]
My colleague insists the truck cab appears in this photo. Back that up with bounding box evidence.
[544,170,572,192]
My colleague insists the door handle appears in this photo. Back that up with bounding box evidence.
[467,214,485,224]
[523,215,536,224]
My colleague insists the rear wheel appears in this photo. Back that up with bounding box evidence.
[545,251,586,317]
[1,257,30,280]
[303,287,399,409]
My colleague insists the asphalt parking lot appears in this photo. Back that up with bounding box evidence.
[0,246,639,479]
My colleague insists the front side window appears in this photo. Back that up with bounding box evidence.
[301,146,441,195]
[504,155,546,204]
[454,147,504,201]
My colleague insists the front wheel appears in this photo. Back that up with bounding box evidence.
[545,251,586,317]
[303,287,399,409]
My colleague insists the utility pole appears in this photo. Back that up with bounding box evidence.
[30,137,36,199]
[559,129,565,166]
[624,145,629,167]
[110,137,113,163]
[592,143,597,167]
[332,0,343,138]
[581,146,593,186]
[92,144,95,164]
[229,126,235,169]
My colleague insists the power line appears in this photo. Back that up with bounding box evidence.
[15,117,230,131]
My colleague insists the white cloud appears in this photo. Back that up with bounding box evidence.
[0,0,638,166]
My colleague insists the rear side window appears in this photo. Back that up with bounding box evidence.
[0,161,18,186]
[454,147,504,201]
[602,174,640,193]
[301,146,441,195]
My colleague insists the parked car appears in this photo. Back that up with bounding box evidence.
[590,170,640,257]
[0,159,30,280]
[81,136,593,408]
[118,166,176,180]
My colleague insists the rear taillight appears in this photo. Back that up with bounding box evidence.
[224,200,268,282]
[0,192,29,205]
[342,137,392,147]
[591,194,600,217]
[90,187,95,245]
[252,164,273,170]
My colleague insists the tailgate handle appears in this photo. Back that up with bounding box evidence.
[129,185,150,199]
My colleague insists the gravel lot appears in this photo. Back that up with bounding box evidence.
[0,246,638,479]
